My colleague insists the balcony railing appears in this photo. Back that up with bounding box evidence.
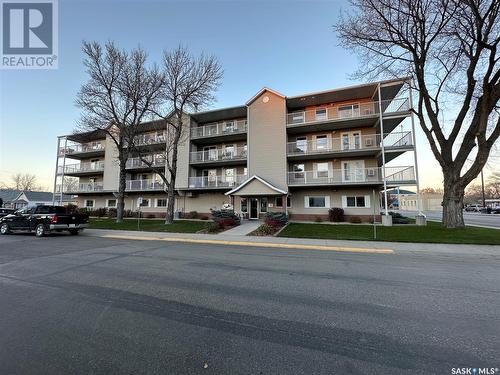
[59,141,105,155]
[286,98,410,125]
[191,120,247,139]
[126,157,166,169]
[59,162,105,174]
[190,146,247,163]
[65,182,104,193]
[126,179,165,191]
[133,133,166,147]
[287,131,413,155]
[188,174,247,189]
[287,166,415,185]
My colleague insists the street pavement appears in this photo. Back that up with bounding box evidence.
[0,232,499,374]
[403,210,500,228]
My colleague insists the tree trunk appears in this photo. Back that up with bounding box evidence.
[116,160,127,223]
[165,180,176,224]
[442,172,465,228]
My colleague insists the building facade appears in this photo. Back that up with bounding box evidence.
[54,78,419,222]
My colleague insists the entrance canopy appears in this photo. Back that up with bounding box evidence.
[225,175,287,196]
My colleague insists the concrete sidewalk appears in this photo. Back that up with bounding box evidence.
[220,220,261,236]
[81,228,500,255]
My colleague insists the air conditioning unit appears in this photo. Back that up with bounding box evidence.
[367,168,376,177]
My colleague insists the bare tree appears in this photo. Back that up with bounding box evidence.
[76,41,163,222]
[336,0,500,228]
[11,173,40,191]
[145,46,223,224]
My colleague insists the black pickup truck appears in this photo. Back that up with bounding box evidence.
[0,205,89,237]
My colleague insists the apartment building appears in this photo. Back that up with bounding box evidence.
[53,78,420,223]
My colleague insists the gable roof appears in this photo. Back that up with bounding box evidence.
[225,175,287,196]
[246,87,286,106]
[0,189,21,203]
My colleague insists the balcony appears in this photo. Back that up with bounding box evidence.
[190,120,247,144]
[59,141,105,159]
[286,98,410,134]
[287,131,413,160]
[65,182,104,193]
[59,162,105,176]
[287,166,415,187]
[133,133,166,147]
[188,174,248,189]
[126,157,166,170]
[126,179,165,191]
[190,146,247,166]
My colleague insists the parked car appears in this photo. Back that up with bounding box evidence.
[0,205,89,237]
[464,204,482,212]
[0,208,15,218]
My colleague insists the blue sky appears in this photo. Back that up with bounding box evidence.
[0,0,473,190]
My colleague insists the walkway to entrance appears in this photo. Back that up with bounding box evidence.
[220,220,261,236]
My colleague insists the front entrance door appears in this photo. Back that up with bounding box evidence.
[249,198,259,219]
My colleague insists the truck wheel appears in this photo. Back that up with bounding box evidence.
[0,223,10,235]
[35,224,46,237]
[69,229,79,235]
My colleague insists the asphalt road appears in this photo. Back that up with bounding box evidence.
[403,210,500,228]
[0,233,499,374]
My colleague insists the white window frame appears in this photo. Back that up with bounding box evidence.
[315,107,327,121]
[315,162,329,178]
[137,198,151,208]
[155,198,167,208]
[314,134,329,151]
[342,195,371,208]
[304,195,330,208]
[84,199,95,208]
[105,199,117,208]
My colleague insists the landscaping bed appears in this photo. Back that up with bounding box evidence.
[278,221,500,245]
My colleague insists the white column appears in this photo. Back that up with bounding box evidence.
[409,81,423,215]
[377,84,389,218]
[52,137,62,205]
[59,137,67,205]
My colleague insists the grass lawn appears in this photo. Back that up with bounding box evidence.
[278,221,500,245]
[88,218,208,233]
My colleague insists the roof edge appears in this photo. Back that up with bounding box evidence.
[225,175,288,196]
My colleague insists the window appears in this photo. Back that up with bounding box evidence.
[260,197,268,212]
[106,199,116,208]
[224,121,235,132]
[290,112,304,124]
[315,135,328,150]
[138,198,150,207]
[343,195,370,208]
[85,200,94,208]
[315,108,327,120]
[316,162,329,178]
[156,198,167,207]
[241,198,248,213]
[243,167,248,176]
[224,144,235,158]
[225,168,235,184]
[296,136,307,152]
[338,104,360,118]
[305,196,330,208]
[275,196,291,208]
